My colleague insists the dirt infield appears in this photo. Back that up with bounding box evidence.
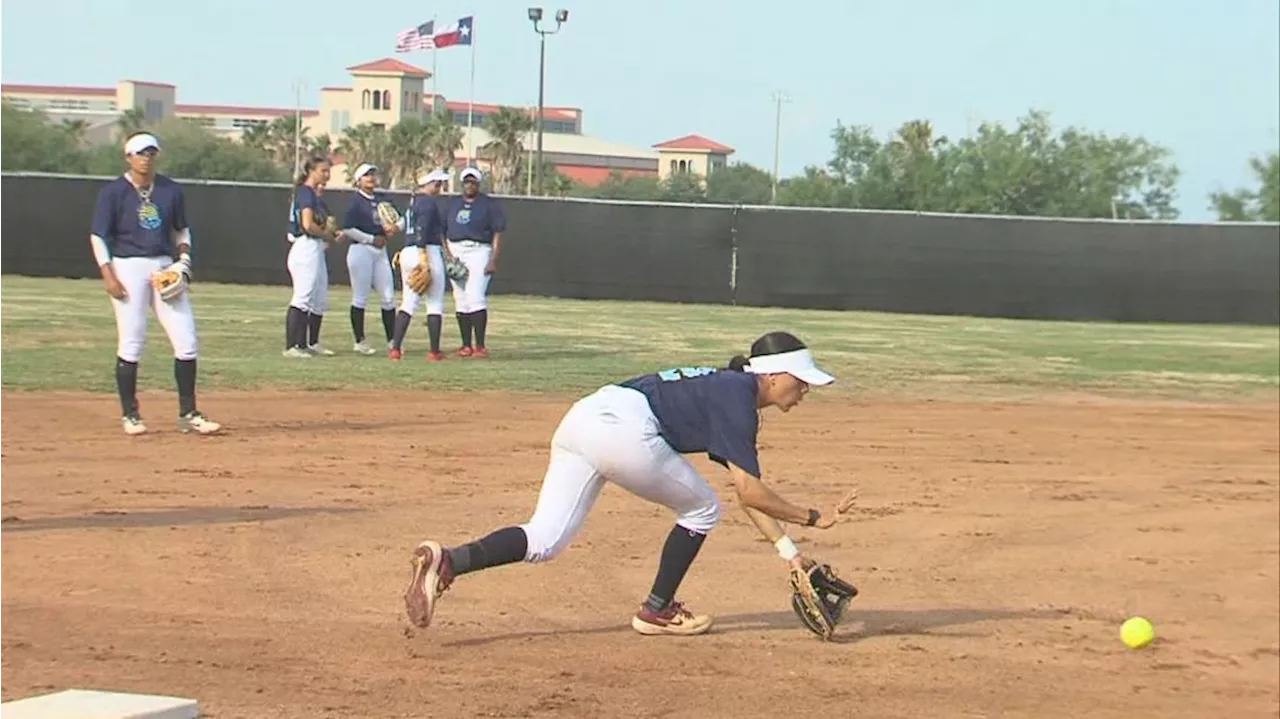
[2,389,1277,719]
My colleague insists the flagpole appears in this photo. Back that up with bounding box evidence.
[430,14,438,116]
[467,24,475,166]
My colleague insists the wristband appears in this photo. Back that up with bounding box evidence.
[806,509,820,527]
[775,536,800,561]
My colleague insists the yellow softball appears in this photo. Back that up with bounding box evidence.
[1120,616,1155,649]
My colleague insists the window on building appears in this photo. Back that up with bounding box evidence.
[678,160,687,173]
[404,91,409,110]
[144,99,163,122]
[341,110,350,130]
[670,160,677,173]
[382,90,391,110]
[362,90,371,109]
[373,91,382,110]
[330,110,340,133]
[232,117,268,130]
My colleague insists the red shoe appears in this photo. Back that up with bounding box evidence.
[389,348,403,360]
[473,346,490,358]
[456,346,474,358]
[427,351,446,361]
[631,600,713,636]
[404,540,456,629]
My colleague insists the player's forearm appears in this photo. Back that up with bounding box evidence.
[738,480,813,526]
[741,504,786,542]
[490,233,502,263]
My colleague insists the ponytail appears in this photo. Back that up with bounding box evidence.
[727,355,749,372]
[296,156,330,187]
[294,171,308,187]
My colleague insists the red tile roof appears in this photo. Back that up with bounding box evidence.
[652,134,735,154]
[175,104,319,118]
[2,83,115,96]
[439,100,580,122]
[346,58,430,77]
[557,165,658,186]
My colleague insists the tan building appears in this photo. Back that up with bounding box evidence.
[2,60,735,189]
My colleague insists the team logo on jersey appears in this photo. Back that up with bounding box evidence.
[137,200,162,231]
[455,208,472,225]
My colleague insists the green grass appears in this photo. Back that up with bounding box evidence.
[2,275,1277,401]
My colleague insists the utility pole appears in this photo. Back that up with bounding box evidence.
[770,90,790,204]
[528,9,568,196]
[292,79,305,180]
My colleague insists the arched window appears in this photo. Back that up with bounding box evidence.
[382,90,391,110]
[404,91,410,110]
[373,91,382,110]
[670,159,677,173]
[361,89,371,109]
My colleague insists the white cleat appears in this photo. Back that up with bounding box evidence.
[308,344,335,356]
[178,411,222,435]
[122,413,147,436]
[282,347,312,358]
[353,341,378,355]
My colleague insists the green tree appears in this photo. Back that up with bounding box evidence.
[480,107,534,194]
[117,108,147,137]
[387,117,434,188]
[336,123,393,186]
[0,102,91,172]
[705,162,774,204]
[577,171,662,201]
[142,117,289,182]
[659,171,706,203]
[1210,151,1280,222]
[425,108,464,173]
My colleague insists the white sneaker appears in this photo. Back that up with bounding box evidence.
[282,347,312,358]
[178,411,223,435]
[308,344,335,356]
[122,413,147,436]
[353,341,377,355]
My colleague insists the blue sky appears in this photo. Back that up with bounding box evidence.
[3,0,1277,221]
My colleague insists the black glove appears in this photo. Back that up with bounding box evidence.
[789,563,858,640]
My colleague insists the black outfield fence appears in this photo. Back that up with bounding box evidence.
[3,172,1277,325]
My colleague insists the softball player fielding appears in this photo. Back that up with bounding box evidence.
[444,167,505,358]
[89,132,222,436]
[404,331,855,636]
[284,156,339,358]
[341,163,401,355]
[389,169,452,359]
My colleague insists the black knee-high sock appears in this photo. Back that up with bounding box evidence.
[286,306,306,349]
[471,309,488,348]
[174,358,197,416]
[391,311,413,350]
[456,312,473,348]
[350,306,365,343]
[446,526,528,576]
[116,358,138,416]
[381,308,396,343]
[426,314,443,353]
[307,313,323,347]
[644,525,708,612]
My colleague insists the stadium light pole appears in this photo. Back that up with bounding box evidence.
[770,91,790,204]
[528,8,568,196]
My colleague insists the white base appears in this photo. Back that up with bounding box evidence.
[0,689,199,719]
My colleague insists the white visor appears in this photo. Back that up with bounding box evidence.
[417,168,450,186]
[353,163,378,180]
[125,133,160,155]
[744,348,835,386]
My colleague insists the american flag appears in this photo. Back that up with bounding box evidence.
[395,21,435,52]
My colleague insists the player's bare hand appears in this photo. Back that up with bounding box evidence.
[813,488,859,529]
[788,555,816,573]
[373,235,387,249]
[103,274,126,300]
[485,259,497,275]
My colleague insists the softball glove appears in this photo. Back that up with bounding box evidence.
[789,562,858,640]
[150,265,187,301]
[444,254,469,286]
[376,201,400,228]
[406,249,431,294]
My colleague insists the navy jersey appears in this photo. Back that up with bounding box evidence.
[343,191,397,236]
[618,368,762,478]
[91,174,188,259]
[444,193,506,244]
[289,185,332,238]
[404,195,445,247]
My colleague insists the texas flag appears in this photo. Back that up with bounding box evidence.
[433,16,474,48]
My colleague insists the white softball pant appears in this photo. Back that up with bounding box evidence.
[520,385,722,563]
[286,235,329,314]
[397,245,446,316]
[446,240,493,313]
[108,256,199,363]
[347,243,395,311]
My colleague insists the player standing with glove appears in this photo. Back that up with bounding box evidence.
[341,163,401,355]
[443,167,505,358]
[404,331,858,638]
[89,132,222,436]
[390,168,452,360]
[283,156,339,358]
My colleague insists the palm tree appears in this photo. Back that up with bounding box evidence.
[336,123,392,186]
[60,119,89,147]
[480,106,533,194]
[426,110,464,175]
[387,117,435,189]
[117,108,147,137]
